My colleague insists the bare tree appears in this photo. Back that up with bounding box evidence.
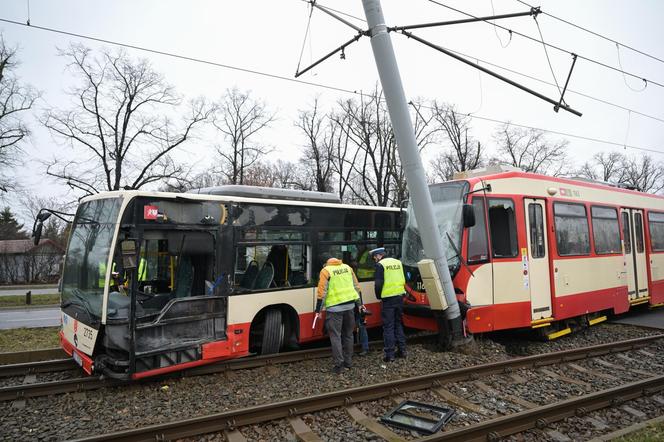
[576,151,626,183]
[0,36,39,193]
[428,102,484,182]
[334,90,396,206]
[213,88,275,185]
[295,98,334,192]
[621,154,664,193]
[493,123,569,176]
[42,44,212,196]
[328,108,358,202]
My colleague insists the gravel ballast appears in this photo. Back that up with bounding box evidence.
[0,323,661,441]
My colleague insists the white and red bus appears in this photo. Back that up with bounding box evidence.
[401,166,664,339]
[37,186,402,379]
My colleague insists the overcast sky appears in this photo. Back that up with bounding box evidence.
[1,0,663,221]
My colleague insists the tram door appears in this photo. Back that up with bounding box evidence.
[524,199,552,320]
[621,209,649,302]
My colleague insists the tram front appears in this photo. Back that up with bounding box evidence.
[401,180,476,331]
[41,192,230,379]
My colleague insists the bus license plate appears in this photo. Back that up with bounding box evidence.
[72,352,83,367]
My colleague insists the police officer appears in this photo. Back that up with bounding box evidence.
[370,247,407,362]
[315,255,365,374]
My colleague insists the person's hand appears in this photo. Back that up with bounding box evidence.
[360,305,367,313]
[312,312,321,329]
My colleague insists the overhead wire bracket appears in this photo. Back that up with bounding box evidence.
[397,29,582,117]
[554,53,577,113]
[298,3,582,116]
[389,8,540,32]
[295,1,367,78]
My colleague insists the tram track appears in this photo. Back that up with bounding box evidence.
[0,334,435,402]
[66,333,664,442]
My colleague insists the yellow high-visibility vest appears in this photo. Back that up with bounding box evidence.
[379,257,406,298]
[356,250,374,279]
[137,258,147,281]
[324,263,359,308]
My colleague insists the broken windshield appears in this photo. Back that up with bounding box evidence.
[401,181,468,274]
[61,197,122,320]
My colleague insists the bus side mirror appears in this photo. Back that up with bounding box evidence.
[121,239,138,269]
[32,222,44,246]
[32,211,53,245]
[462,204,476,228]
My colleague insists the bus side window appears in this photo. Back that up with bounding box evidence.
[235,243,309,290]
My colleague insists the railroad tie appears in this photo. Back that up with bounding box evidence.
[620,405,647,420]
[583,416,610,431]
[546,430,572,442]
[508,373,527,384]
[585,415,664,442]
[11,399,26,410]
[473,381,537,409]
[538,367,591,390]
[637,349,656,358]
[615,353,661,372]
[433,388,487,415]
[22,374,37,384]
[288,417,323,442]
[224,429,247,442]
[345,405,405,442]
[566,363,618,381]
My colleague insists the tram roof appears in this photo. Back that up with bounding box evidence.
[455,169,664,202]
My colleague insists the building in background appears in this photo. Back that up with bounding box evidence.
[0,239,64,284]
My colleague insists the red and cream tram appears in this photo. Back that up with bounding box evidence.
[402,166,664,338]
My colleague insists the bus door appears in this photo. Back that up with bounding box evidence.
[524,198,552,320]
[621,209,649,302]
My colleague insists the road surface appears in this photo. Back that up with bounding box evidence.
[0,306,60,329]
[0,287,59,297]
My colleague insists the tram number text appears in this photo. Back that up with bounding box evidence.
[83,328,94,339]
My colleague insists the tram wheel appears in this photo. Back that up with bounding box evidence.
[261,309,284,355]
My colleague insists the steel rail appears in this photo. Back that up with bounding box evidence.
[416,375,664,441]
[0,358,76,378]
[70,333,664,442]
[0,335,434,401]
[0,348,66,365]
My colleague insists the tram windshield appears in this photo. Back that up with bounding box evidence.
[61,197,122,320]
[401,181,469,273]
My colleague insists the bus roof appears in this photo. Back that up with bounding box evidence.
[78,188,402,212]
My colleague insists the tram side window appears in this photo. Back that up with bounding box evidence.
[234,229,309,290]
[648,212,664,252]
[467,197,489,263]
[634,213,645,253]
[622,212,632,254]
[591,206,621,255]
[554,203,590,256]
[488,199,518,258]
[528,203,546,258]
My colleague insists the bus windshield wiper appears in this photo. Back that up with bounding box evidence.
[446,232,474,277]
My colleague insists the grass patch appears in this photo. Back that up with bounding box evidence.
[0,294,60,308]
[0,327,60,352]
[616,422,664,442]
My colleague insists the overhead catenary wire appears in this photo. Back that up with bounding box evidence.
[0,16,662,156]
[425,0,664,89]
[514,0,664,65]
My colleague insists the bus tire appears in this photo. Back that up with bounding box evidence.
[261,309,283,355]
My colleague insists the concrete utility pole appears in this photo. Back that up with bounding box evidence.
[360,0,466,347]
